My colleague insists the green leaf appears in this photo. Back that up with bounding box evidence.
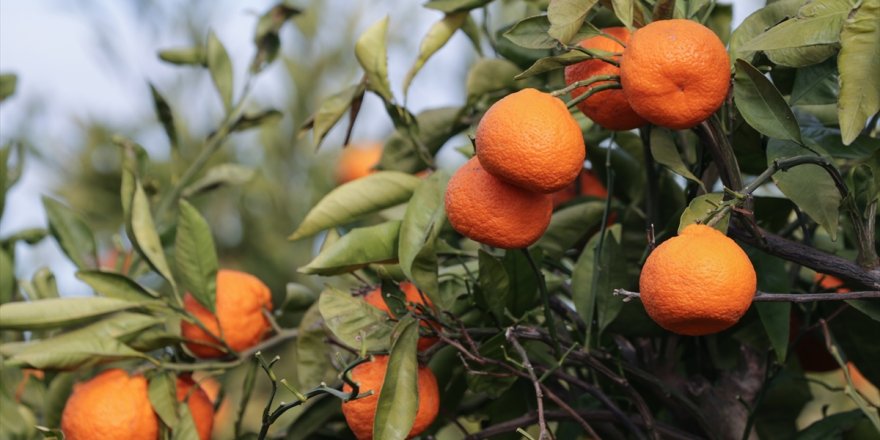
[76,270,160,301]
[0,297,141,330]
[42,196,98,270]
[175,200,218,311]
[548,0,599,44]
[356,17,394,102]
[756,302,790,363]
[741,0,852,51]
[149,372,180,429]
[398,172,448,305]
[679,193,728,233]
[461,15,483,56]
[296,302,338,388]
[373,316,420,440]
[206,31,234,112]
[572,225,627,344]
[0,73,18,102]
[466,59,521,101]
[734,59,803,144]
[172,403,200,440]
[150,84,178,151]
[378,107,467,173]
[729,0,803,65]
[537,200,605,258]
[232,109,283,132]
[130,182,176,287]
[305,82,367,149]
[767,140,841,239]
[838,0,880,145]
[300,221,401,275]
[477,250,510,322]
[650,128,704,190]
[318,287,394,351]
[796,409,865,439]
[3,313,158,369]
[424,0,492,13]
[182,164,256,197]
[504,249,541,318]
[503,15,558,49]
[515,51,591,79]
[848,299,880,322]
[290,171,420,240]
[158,47,206,66]
[791,58,838,106]
[0,248,14,304]
[251,4,300,73]
[43,373,76,428]
[404,12,467,96]
[611,0,635,29]
[22,267,59,300]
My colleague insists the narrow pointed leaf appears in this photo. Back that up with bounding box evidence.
[300,221,401,275]
[650,128,704,190]
[356,17,394,102]
[318,287,395,351]
[76,270,160,301]
[404,12,467,95]
[130,183,176,287]
[175,200,218,311]
[289,171,420,240]
[398,172,448,304]
[0,297,141,330]
[42,196,98,270]
[548,0,599,44]
[734,59,803,144]
[373,316,419,440]
[149,372,180,429]
[207,31,234,112]
[182,164,256,197]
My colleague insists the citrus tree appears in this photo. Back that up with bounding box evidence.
[1,0,879,439]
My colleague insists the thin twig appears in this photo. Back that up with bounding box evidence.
[506,328,551,440]
[550,74,620,97]
[566,83,622,108]
[613,289,880,302]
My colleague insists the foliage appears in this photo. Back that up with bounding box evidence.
[1,0,879,439]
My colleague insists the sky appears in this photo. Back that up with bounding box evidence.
[0,0,763,296]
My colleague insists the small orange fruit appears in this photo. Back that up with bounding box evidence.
[814,273,851,293]
[475,88,586,193]
[564,27,648,131]
[551,168,609,207]
[181,269,274,358]
[620,19,730,129]
[445,157,553,249]
[177,375,215,440]
[639,224,756,335]
[336,142,383,184]
[342,355,440,440]
[363,282,440,351]
[61,369,159,440]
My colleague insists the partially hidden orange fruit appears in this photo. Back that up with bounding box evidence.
[551,168,609,207]
[336,142,383,184]
[814,273,851,293]
[61,369,159,440]
[445,157,553,249]
[176,374,215,440]
[639,224,756,335]
[620,19,730,129]
[342,355,440,440]
[475,88,586,193]
[181,269,274,358]
[363,282,440,351]
[564,27,648,131]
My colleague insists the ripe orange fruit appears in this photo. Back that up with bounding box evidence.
[639,224,756,335]
[342,355,439,440]
[475,88,586,193]
[336,142,383,184]
[445,157,553,249]
[551,168,609,207]
[620,19,730,129]
[814,273,851,293]
[177,375,215,440]
[181,269,274,358]
[564,27,648,131]
[363,282,440,351]
[61,369,159,440]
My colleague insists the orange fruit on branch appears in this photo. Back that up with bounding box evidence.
[364,282,440,351]
[475,88,586,193]
[337,142,383,184]
[564,27,648,131]
[181,269,274,358]
[620,19,730,129]
[61,369,158,440]
[639,224,756,335]
[445,157,553,249]
[342,355,440,440]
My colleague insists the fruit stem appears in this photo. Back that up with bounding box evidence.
[565,83,622,109]
[562,44,621,67]
[550,75,620,97]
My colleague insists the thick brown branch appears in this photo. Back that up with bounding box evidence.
[728,224,880,290]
